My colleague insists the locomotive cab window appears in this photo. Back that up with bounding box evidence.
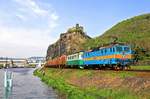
[87,53,89,57]
[105,49,107,53]
[113,47,115,52]
[101,49,103,54]
[86,53,89,57]
[124,47,130,52]
[89,53,91,57]
[116,46,123,52]
[110,48,112,52]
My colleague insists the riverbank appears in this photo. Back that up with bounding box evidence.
[34,66,150,99]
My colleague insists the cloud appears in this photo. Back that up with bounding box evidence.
[0,25,57,57]
[16,14,27,21]
[14,0,48,16]
[51,13,59,21]
[0,0,59,57]
[13,0,59,29]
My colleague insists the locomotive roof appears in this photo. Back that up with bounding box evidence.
[87,42,129,52]
[99,43,125,49]
[68,51,84,56]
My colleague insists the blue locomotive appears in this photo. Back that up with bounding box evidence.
[82,43,132,70]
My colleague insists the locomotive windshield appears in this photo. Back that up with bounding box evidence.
[124,47,130,52]
[116,46,130,52]
[116,46,123,52]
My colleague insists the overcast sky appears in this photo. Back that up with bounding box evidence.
[0,0,150,58]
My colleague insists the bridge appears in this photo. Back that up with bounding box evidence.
[0,58,28,68]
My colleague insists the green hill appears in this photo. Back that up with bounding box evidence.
[83,13,150,65]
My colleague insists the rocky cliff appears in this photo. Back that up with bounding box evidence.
[46,24,91,60]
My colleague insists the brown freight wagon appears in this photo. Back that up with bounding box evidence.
[46,55,67,68]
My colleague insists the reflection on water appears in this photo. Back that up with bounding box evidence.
[0,68,58,99]
[4,70,13,99]
[4,87,12,99]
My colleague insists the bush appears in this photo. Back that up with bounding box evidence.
[0,64,3,68]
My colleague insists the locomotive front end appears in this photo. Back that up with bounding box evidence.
[115,45,133,69]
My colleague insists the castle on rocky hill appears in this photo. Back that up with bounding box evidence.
[46,24,91,60]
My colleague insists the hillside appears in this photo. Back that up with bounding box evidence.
[83,13,150,65]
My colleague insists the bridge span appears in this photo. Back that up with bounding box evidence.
[0,58,28,68]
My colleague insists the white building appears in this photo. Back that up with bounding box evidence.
[27,57,45,65]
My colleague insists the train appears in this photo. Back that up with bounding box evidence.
[46,43,133,70]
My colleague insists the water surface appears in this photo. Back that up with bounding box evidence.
[0,68,58,99]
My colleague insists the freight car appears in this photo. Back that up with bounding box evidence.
[46,55,66,68]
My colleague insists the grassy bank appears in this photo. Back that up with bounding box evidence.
[34,69,95,99]
[131,66,150,70]
[33,67,150,99]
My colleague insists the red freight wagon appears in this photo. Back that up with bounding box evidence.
[46,55,67,68]
[46,59,53,67]
[59,55,67,66]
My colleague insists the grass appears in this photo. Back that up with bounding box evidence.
[34,68,143,99]
[28,64,36,68]
[131,65,150,70]
[45,68,135,78]
[0,64,3,68]
[85,87,139,99]
[101,71,135,78]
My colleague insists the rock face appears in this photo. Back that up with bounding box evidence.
[46,24,91,60]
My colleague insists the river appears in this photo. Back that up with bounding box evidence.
[0,68,58,99]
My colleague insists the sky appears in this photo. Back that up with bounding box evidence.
[0,0,150,58]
